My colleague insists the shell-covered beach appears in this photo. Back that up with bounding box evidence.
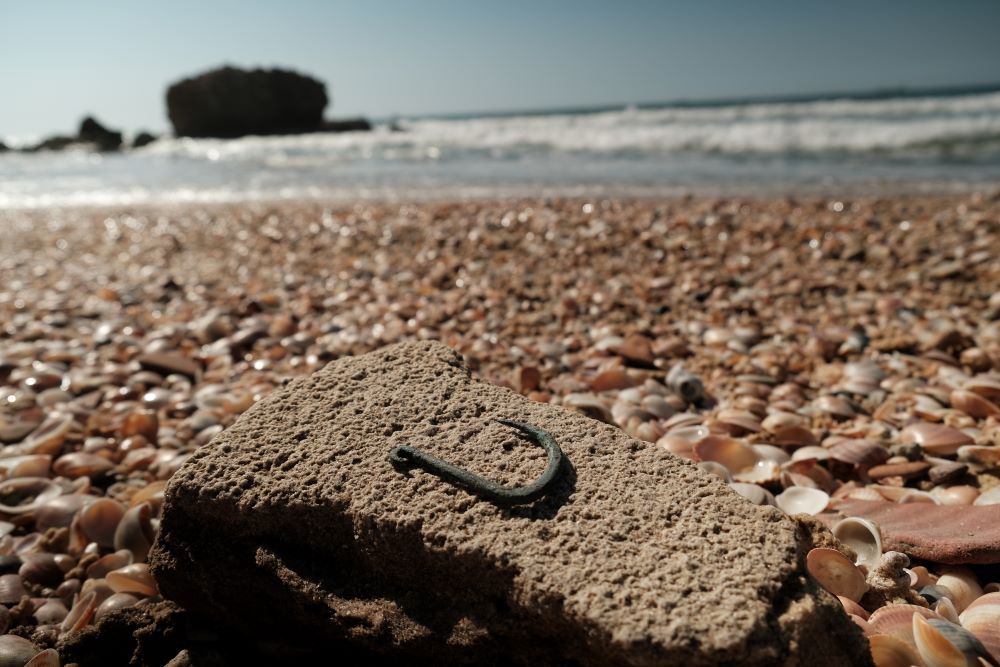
[0,193,998,665]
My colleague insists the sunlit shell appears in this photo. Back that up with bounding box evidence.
[693,435,759,473]
[656,425,709,460]
[911,566,935,589]
[937,567,983,613]
[733,459,781,484]
[771,425,819,447]
[931,485,980,506]
[850,614,872,635]
[0,477,62,515]
[728,482,776,506]
[813,395,857,419]
[868,604,942,645]
[913,614,991,667]
[950,390,1000,419]
[805,547,867,601]
[61,590,97,633]
[828,439,890,466]
[959,592,1000,663]
[775,486,829,516]
[697,461,732,483]
[936,597,961,624]
[832,517,883,569]
[868,634,924,667]
[24,648,60,667]
[957,446,1000,468]
[640,395,676,420]
[106,563,157,596]
[562,393,614,424]
[847,486,888,502]
[752,444,791,464]
[901,423,974,456]
[114,502,157,563]
[52,452,114,479]
[0,455,52,480]
[790,446,831,462]
[974,487,1000,506]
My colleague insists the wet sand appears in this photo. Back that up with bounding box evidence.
[0,193,998,664]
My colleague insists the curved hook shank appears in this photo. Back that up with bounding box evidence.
[389,419,564,507]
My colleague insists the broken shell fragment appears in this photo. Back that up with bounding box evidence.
[806,547,867,601]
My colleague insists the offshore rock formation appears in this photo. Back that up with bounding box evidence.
[150,340,871,666]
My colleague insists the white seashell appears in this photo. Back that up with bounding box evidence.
[733,460,781,484]
[832,517,883,569]
[973,487,1000,506]
[697,461,732,483]
[774,486,829,516]
[790,446,831,462]
[752,444,791,464]
[937,566,983,613]
[868,604,942,646]
[805,547,867,601]
[728,482,776,507]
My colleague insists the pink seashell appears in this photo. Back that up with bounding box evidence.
[900,423,974,456]
[805,547,866,601]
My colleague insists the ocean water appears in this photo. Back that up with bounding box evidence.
[3,87,1000,208]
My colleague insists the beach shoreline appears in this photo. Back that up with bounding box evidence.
[1,192,998,663]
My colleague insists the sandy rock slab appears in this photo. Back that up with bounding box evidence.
[150,341,870,666]
[821,499,1000,564]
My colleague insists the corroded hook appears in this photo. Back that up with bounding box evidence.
[389,419,564,507]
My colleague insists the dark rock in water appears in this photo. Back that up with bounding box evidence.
[78,116,123,151]
[0,141,8,153]
[132,131,157,149]
[26,135,76,152]
[150,340,871,666]
[321,117,372,133]
[166,66,328,138]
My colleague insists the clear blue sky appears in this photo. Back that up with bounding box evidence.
[2,0,999,136]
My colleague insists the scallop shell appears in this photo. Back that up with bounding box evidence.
[959,592,1000,663]
[106,563,157,597]
[937,566,983,613]
[868,604,942,646]
[913,614,992,667]
[752,444,791,464]
[693,435,759,473]
[832,517,883,569]
[775,486,829,516]
[805,547,867,601]
[0,477,62,515]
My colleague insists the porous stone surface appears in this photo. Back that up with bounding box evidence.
[150,340,870,666]
[822,499,1000,564]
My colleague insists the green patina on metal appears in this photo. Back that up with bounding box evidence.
[389,419,564,507]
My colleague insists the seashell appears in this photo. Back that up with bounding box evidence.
[80,578,115,606]
[0,455,52,480]
[838,595,869,620]
[771,425,819,447]
[611,402,653,427]
[2,414,74,458]
[129,480,167,513]
[789,446,831,463]
[832,517,883,569]
[929,462,970,485]
[563,393,614,424]
[662,412,704,430]
[974,487,1000,506]
[828,439,890,466]
[35,493,97,531]
[752,444,791,464]
[950,390,1000,419]
[937,566,983,613]
[0,635,40,666]
[0,573,26,604]
[935,597,961,624]
[805,547,867,601]
[106,563,157,597]
[86,549,133,580]
[922,585,956,606]
[931,485,980,506]
[95,592,139,621]
[33,599,68,625]
[119,410,159,440]
[0,477,62,515]
[733,459,781,484]
[849,614,871,634]
[616,387,643,404]
[965,376,1000,402]
[24,648,60,667]
[775,486,829,516]
[696,461,732,483]
[959,592,1000,662]
[61,590,97,633]
[899,490,940,504]
[714,408,762,434]
[693,435,759,473]
[666,365,707,405]
[868,461,931,481]
[867,634,924,667]
[632,421,663,443]
[728,482,776,506]
[79,498,126,549]
[19,553,63,587]
[784,459,838,492]
[589,368,638,392]
[114,502,156,563]
[52,452,114,479]
[957,446,1000,468]
[813,395,856,419]
[847,487,888,502]
[911,566,935,589]
[913,614,992,667]
[639,395,675,420]
[901,423,974,456]
[868,604,942,645]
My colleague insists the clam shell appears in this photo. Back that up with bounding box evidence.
[693,435,759,473]
[106,563,157,596]
[951,390,1000,419]
[936,597,961,624]
[114,502,156,563]
[2,414,74,458]
[775,486,829,516]
[868,604,942,645]
[0,477,62,515]
[838,595,869,620]
[0,573,26,604]
[751,444,791,464]
[35,493,97,531]
[828,439,890,466]
[0,455,52,479]
[33,599,68,625]
[805,547,867,601]
[657,425,709,460]
[965,376,1000,402]
[868,633,924,667]
[95,592,140,621]
[931,485,980,506]
[937,566,983,613]
[19,553,63,587]
[24,648,60,667]
[959,592,1000,663]
[61,590,97,633]
[79,498,126,549]
[52,452,114,479]
[86,549,133,580]
[914,614,992,667]
[728,482,776,507]
[733,459,781,484]
[0,635,40,666]
[790,446,831,462]
[901,423,974,456]
[832,517,883,569]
